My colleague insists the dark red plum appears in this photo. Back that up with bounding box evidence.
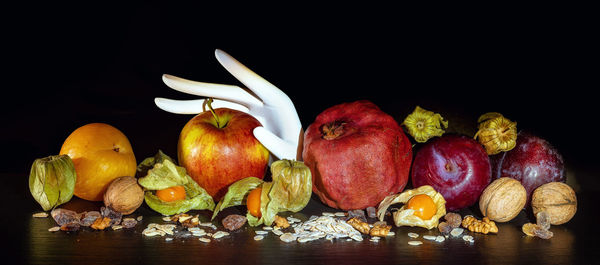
[494,131,565,205]
[411,134,491,211]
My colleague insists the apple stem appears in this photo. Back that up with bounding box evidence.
[205,98,222,128]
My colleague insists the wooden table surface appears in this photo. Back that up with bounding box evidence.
[6,174,598,265]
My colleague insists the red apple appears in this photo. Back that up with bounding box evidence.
[411,134,491,211]
[178,108,269,201]
[302,100,413,210]
[493,131,565,206]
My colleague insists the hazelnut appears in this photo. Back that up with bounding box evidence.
[532,182,577,225]
[479,177,527,222]
[103,176,144,215]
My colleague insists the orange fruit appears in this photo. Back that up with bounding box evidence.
[156,185,186,202]
[406,194,437,220]
[247,187,262,218]
[59,123,136,201]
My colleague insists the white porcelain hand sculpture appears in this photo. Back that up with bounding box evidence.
[154,49,303,160]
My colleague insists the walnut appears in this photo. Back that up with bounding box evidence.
[531,182,577,225]
[479,178,527,222]
[369,222,391,237]
[462,215,498,234]
[347,217,371,235]
[103,176,144,215]
[274,215,290,229]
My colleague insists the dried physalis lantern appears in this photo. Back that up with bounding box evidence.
[403,106,448,143]
[474,112,517,155]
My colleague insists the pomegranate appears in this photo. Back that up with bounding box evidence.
[302,100,412,210]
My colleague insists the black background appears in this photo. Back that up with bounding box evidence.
[1,3,598,264]
[3,3,595,177]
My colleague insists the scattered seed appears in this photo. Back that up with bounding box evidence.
[162,216,172,222]
[48,226,60,232]
[280,233,297,242]
[255,230,269,235]
[199,237,211,243]
[212,231,229,239]
[165,237,173,241]
[408,232,419,238]
[462,235,474,243]
[435,236,445,242]
[254,235,264,241]
[423,235,437,241]
[33,212,48,218]
[387,231,395,236]
[408,240,423,245]
[111,225,123,230]
[322,212,335,217]
[334,212,346,217]
[136,216,143,222]
[272,229,284,236]
[262,226,273,230]
[450,228,464,237]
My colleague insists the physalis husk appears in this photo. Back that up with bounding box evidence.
[376,185,446,230]
[474,112,517,155]
[403,106,448,143]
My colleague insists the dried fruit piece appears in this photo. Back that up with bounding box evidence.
[60,222,80,232]
[222,214,247,231]
[474,112,517,155]
[79,211,101,226]
[366,207,377,219]
[522,223,537,236]
[91,217,112,230]
[533,227,554,239]
[51,208,80,226]
[438,222,452,234]
[403,106,448,143]
[536,211,551,231]
[522,222,553,239]
[121,218,138,229]
[347,210,367,222]
[100,206,122,226]
[444,213,462,228]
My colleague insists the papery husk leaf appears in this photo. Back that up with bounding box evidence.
[137,151,214,215]
[247,182,275,226]
[268,160,312,213]
[144,190,214,216]
[211,177,264,220]
[376,185,446,230]
[137,159,188,190]
[29,155,76,211]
